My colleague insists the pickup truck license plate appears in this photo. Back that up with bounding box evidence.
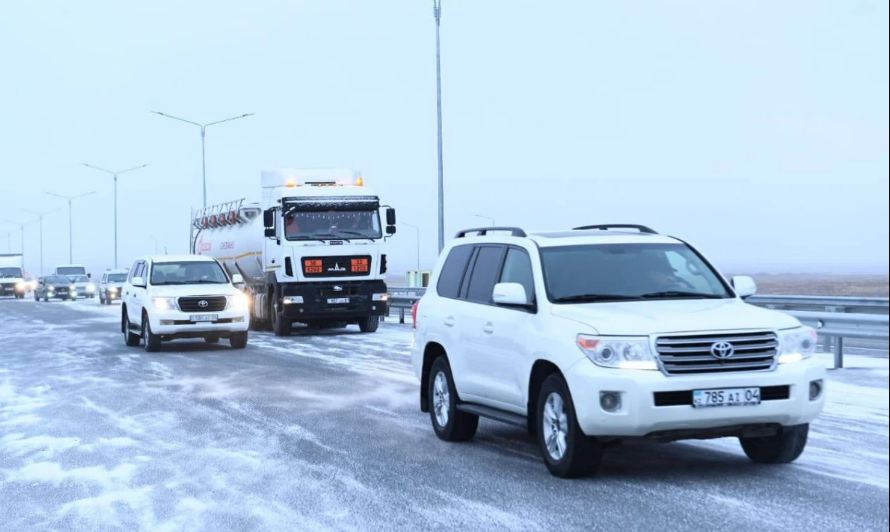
[693,387,761,408]
[327,297,350,304]
[190,314,218,322]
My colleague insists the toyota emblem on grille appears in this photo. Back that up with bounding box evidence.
[333,285,343,292]
[198,299,209,308]
[710,341,735,359]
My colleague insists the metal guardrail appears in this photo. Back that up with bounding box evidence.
[384,289,889,368]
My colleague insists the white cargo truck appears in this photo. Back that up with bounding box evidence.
[0,253,26,298]
[193,169,395,335]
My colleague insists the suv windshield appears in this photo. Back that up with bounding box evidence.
[71,275,90,282]
[540,243,732,303]
[0,267,22,278]
[285,209,381,240]
[106,273,127,282]
[150,261,229,285]
[45,275,71,284]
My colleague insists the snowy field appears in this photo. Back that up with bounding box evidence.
[0,297,887,531]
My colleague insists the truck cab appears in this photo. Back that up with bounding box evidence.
[194,169,395,336]
[0,253,26,299]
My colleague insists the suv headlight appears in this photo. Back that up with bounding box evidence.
[227,293,250,312]
[86,283,96,292]
[577,335,658,370]
[153,297,177,311]
[777,326,818,364]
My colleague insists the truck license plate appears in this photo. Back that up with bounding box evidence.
[190,314,218,322]
[327,297,350,304]
[693,387,761,408]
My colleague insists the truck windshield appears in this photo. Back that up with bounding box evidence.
[150,261,229,285]
[540,243,733,303]
[285,210,381,240]
[57,266,86,276]
[0,267,22,278]
[70,275,90,282]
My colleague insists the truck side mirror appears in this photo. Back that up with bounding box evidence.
[264,227,276,238]
[386,207,396,226]
[263,209,275,228]
[386,225,396,235]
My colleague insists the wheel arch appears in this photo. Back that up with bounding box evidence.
[527,360,564,434]
[420,342,448,413]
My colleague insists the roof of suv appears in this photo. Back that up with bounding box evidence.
[141,255,219,263]
[451,226,681,248]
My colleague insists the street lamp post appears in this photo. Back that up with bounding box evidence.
[21,209,58,276]
[433,0,445,253]
[45,191,95,264]
[402,222,421,272]
[151,111,254,208]
[82,163,149,268]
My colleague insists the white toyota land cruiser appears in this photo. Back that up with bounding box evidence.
[412,225,826,477]
[121,255,251,351]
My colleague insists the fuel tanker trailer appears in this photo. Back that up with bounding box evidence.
[193,168,396,335]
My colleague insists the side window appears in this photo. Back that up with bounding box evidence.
[499,248,535,304]
[128,262,139,282]
[436,245,474,299]
[465,245,507,303]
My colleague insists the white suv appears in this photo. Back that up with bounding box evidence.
[412,225,826,477]
[121,255,251,351]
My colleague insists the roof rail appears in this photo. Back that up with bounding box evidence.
[573,224,657,234]
[455,227,527,238]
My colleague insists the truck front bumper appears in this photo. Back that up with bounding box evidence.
[565,357,826,438]
[279,280,389,321]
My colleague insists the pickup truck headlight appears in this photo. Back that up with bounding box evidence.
[577,335,658,370]
[777,326,818,364]
[227,293,250,312]
[153,297,177,311]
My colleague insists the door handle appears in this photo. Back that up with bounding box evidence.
[483,321,494,334]
[444,316,455,327]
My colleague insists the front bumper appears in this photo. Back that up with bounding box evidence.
[148,308,250,337]
[565,357,827,438]
[279,280,389,321]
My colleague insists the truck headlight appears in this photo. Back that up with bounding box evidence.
[86,284,96,292]
[153,297,177,311]
[15,281,26,290]
[227,293,250,311]
[777,326,818,364]
[577,335,658,370]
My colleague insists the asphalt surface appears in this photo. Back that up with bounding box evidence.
[0,297,888,531]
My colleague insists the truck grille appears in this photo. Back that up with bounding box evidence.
[655,331,778,375]
[178,296,227,312]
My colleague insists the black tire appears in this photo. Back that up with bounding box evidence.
[358,315,379,333]
[271,301,291,336]
[142,313,162,352]
[428,356,478,442]
[204,336,220,344]
[740,424,809,464]
[230,331,248,349]
[122,310,140,347]
[536,373,602,478]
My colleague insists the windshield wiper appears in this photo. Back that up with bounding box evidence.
[640,290,725,299]
[552,293,643,303]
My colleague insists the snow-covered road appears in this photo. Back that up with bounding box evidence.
[1,298,887,531]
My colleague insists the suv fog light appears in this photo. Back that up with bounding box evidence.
[809,379,823,400]
[600,391,622,412]
[372,293,389,301]
[282,296,304,305]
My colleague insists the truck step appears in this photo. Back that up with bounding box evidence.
[456,403,527,428]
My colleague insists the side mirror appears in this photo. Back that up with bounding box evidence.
[87,273,92,279]
[731,275,757,299]
[264,227,276,238]
[231,273,244,284]
[131,276,146,288]
[492,282,530,307]
[386,207,396,226]
[263,208,275,228]
[386,225,396,235]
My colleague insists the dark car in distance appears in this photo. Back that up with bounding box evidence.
[35,275,76,302]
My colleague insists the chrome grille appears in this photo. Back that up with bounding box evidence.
[655,331,777,375]
[178,296,227,312]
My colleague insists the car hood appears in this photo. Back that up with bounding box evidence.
[144,284,238,297]
[550,298,800,336]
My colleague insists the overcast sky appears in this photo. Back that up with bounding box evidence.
[1,0,887,277]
